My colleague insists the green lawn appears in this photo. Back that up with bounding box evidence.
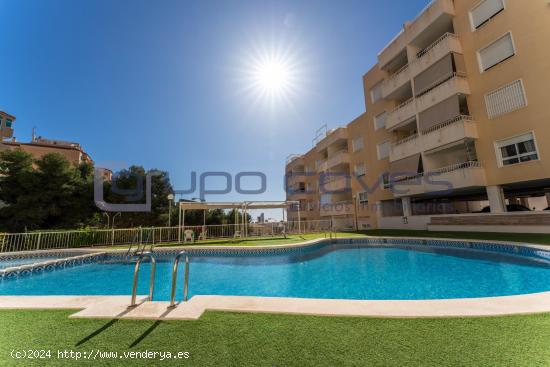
[361,229,550,246]
[101,229,550,251]
[1,309,550,366]
[102,232,367,250]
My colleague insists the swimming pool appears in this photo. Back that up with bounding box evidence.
[1,239,550,301]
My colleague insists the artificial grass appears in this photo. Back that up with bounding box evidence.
[101,232,367,250]
[362,229,550,246]
[1,310,550,366]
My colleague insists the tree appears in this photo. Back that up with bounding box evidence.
[104,166,174,228]
[0,150,38,231]
[0,150,99,232]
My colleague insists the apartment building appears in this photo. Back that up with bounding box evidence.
[0,111,94,166]
[286,0,550,233]
[0,111,15,141]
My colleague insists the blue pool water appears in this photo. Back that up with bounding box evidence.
[1,243,550,300]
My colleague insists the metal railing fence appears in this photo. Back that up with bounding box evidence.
[0,220,333,253]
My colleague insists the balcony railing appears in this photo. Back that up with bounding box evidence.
[389,97,414,116]
[378,0,455,67]
[415,73,470,113]
[416,71,466,98]
[396,161,483,183]
[422,115,474,135]
[416,32,457,59]
[392,133,419,148]
[432,160,483,174]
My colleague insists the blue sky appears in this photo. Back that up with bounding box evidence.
[0,0,428,210]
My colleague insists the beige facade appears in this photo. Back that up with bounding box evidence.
[0,111,93,166]
[0,111,15,141]
[286,0,550,232]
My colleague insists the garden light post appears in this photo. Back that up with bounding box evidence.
[167,194,174,227]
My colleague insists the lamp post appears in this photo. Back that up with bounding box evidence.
[112,212,121,229]
[102,212,110,228]
[167,194,174,227]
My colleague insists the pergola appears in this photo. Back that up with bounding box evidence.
[177,200,300,240]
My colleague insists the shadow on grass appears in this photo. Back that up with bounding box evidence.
[129,320,163,348]
[75,319,119,346]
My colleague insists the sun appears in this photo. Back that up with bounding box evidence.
[237,42,305,112]
[252,59,291,93]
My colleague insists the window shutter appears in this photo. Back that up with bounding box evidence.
[352,137,364,152]
[485,80,526,119]
[371,83,383,103]
[479,33,514,71]
[377,141,390,160]
[471,0,504,29]
[374,112,387,130]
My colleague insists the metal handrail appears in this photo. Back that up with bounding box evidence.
[169,251,191,307]
[130,251,157,307]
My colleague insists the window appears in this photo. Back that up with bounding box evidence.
[470,0,505,30]
[478,32,515,72]
[377,141,390,160]
[352,137,364,152]
[496,132,539,166]
[5,119,12,128]
[370,83,383,103]
[358,192,368,204]
[374,112,387,130]
[354,163,366,177]
[485,79,526,119]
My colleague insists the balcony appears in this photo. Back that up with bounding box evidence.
[389,116,478,161]
[416,73,470,113]
[386,98,416,130]
[393,161,487,198]
[316,127,347,152]
[422,115,478,153]
[390,134,422,162]
[320,201,354,217]
[322,176,351,193]
[324,149,350,170]
[382,64,411,99]
[409,33,463,78]
[287,190,310,201]
[378,0,455,68]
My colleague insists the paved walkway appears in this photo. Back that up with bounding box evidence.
[1,293,550,319]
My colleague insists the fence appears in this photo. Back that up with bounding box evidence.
[0,220,333,253]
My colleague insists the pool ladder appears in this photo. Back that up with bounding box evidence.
[168,251,191,307]
[129,251,157,307]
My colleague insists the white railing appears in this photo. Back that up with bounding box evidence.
[386,63,410,83]
[0,220,334,253]
[422,115,474,135]
[415,32,457,59]
[389,97,415,115]
[416,71,467,98]
[431,161,483,175]
[395,161,483,183]
[392,133,419,148]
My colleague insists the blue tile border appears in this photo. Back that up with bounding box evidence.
[0,253,107,279]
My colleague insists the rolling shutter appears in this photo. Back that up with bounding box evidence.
[419,95,461,133]
[470,0,504,29]
[478,33,514,71]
